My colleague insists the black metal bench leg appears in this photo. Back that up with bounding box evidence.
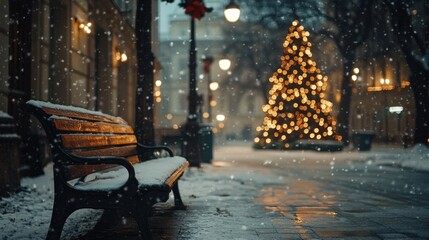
[46,199,70,240]
[173,181,186,210]
[135,204,152,240]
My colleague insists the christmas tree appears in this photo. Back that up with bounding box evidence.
[254,20,341,150]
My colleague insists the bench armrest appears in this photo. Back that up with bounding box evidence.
[137,143,174,159]
[56,147,136,181]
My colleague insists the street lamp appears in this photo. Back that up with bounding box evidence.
[216,114,226,122]
[218,57,231,71]
[224,0,240,22]
[180,0,212,167]
[209,82,219,91]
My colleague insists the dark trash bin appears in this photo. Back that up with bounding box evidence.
[158,128,184,156]
[199,125,213,163]
[352,130,375,151]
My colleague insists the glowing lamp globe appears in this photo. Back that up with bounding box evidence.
[219,58,231,70]
[224,0,240,22]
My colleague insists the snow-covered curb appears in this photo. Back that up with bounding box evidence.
[367,144,429,171]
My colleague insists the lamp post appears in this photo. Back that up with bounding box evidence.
[183,17,201,167]
[202,56,214,123]
[179,0,212,167]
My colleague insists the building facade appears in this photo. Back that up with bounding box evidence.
[0,0,161,190]
[315,5,419,146]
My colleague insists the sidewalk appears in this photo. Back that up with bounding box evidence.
[153,143,429,240]
[79,145,295,239]
[79,143,429,240]
[1,143,429,239]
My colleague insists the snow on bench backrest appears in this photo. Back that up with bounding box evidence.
[26,100,140,179]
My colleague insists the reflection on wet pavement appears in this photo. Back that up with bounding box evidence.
[255,175,429,239]
[66,146,429,239]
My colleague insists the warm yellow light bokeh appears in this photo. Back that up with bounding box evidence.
[254,20,341,148]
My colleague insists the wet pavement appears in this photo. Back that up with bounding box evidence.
[70,144,429,239]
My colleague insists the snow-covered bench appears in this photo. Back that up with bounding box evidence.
[26,100,189,240]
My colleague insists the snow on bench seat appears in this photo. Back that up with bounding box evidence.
[73,156,188,191]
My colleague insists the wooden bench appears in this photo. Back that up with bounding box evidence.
[26,100,189,240]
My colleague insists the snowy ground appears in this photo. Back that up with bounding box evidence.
[368,144,429,171]
[0,143,428,239]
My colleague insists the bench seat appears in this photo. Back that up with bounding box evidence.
[72,156,188,191]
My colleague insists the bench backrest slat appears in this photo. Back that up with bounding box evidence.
[60,134,137,148]
[43,107,127,124]
[71,145,138,158]
[52,118,134,134]
[26,100,140,180]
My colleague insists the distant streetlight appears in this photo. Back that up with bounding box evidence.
[218,58,231,70]
[209,82,219,91]
[216,114,226,122]
[224,0,240,22]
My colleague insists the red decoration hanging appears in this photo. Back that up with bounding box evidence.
[184,0,207,20]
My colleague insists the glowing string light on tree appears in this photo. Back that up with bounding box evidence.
[254,20,341,149]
